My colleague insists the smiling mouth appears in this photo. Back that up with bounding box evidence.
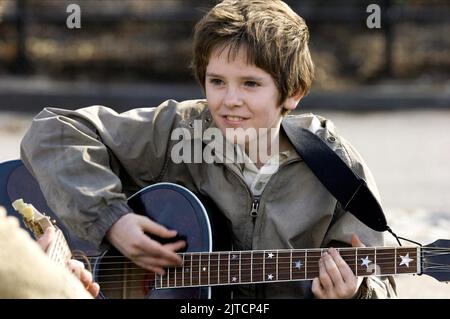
[223,115,247,122]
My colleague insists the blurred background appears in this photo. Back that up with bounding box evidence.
[0,0,449,298]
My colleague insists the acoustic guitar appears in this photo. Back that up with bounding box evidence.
[11,182,450,299]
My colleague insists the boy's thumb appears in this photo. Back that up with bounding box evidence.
[351,233,366,247]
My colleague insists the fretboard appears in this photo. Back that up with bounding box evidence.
[46,229,72,268]
[155,247,419,289]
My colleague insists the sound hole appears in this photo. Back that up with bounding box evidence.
[95,248,155,299]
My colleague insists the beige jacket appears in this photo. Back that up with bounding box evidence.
[0,210,91,298]
[20,99,397,298]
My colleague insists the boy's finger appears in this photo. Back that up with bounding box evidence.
[322,252,344,286]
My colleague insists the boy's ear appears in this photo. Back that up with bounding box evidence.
[283,89,304,111]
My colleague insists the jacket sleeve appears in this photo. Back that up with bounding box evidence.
[317,121,397,298]
[0,211,92,298]
[20,100,181,247]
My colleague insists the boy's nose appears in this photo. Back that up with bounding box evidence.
[223,87,243,108]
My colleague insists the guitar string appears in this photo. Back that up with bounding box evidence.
[88,261,450,280]
[83,250,449,266]
[86,263,450,289]
[82,250,450,264]
[83,247,450,261]
[85,257,424,271]
[82,255,450,273]
[90,266,450,280]
[92,268,450,289]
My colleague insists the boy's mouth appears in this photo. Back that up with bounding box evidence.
[224,115,246,122]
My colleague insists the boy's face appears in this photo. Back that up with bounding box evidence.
[205,45,299,146]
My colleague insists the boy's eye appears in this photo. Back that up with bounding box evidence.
[245,81,259,87]
[209,79,224,86]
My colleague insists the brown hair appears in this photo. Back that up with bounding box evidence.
[192,0,314,112]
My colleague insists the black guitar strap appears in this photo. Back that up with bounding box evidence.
[283,123,389,232]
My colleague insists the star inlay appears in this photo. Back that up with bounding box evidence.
[267,253,274,259]
[399,253,414,268]
[232,254,238,260]
[232,276,237,282]
[294,260,302,270]
[202,267,207,271]
[360,256,372,269]
[267,274,274,280]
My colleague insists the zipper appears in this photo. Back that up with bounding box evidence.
[250,196,260,218]
[220,158,301,218]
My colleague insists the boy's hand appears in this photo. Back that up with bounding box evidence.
[106,213,186,275]
[38,227,100,298]
[312,234,365,299]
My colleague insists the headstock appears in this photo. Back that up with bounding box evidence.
[12,199,55,240]
[422,239,450,283]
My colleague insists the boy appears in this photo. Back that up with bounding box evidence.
[21,0,396,298]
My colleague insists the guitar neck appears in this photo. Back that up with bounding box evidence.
[12,199,72,268]
[155,246,420,289]
[46,228,72,268]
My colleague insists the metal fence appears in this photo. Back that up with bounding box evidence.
[0,0,448,79]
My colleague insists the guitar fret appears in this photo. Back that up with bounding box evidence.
[175,261,178,287]
[262,250,266,281]
[228,252,231,284]
[209,253,219,285]
[239,251,241,284]
[217,252,220,284]
[290,249,292,281]
[276,250,279,281]
[239,251,251,283]
[250,251,253,283]
[154,246,421,289]
[208,253,211,286]
[374,248,377,276]
[189,254,194,286]
[252,251,264,282]
[378,248,396,275]
[277,250,291,281]
[394,247,397,274]
[229,252,240,284]
[356,248,376,276]
[219,252,228,284]
[304,250,307,279]
[167,267,170,288]
[396,247,417,274]
[200,253,209,285]
[306,250,320,279]
[181,254,185,287]
[264,250,277,282]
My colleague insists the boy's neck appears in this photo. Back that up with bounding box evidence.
[243,126,292,169]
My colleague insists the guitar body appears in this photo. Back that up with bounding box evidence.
[0,160,231,299]
[94,182,231,299]
[0,160,99,254]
